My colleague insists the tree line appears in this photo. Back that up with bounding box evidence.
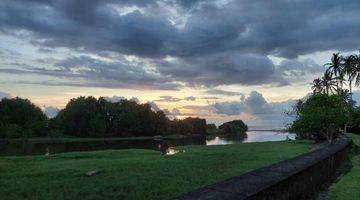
[290,52,360,141]
[0,96,208,138]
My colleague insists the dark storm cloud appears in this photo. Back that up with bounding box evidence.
[1,0,360,88]
[2,0,360,58]
[0,56,181,90]
[277,58,324,83]
[155,53,289,87]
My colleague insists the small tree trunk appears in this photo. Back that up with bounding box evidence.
[349,80,353,94]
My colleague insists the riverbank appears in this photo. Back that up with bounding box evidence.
[327,133,360,200]
[0,140,310,200]
[0,134,196,144]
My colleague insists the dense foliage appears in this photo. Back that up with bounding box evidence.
[169,117,207,136]
[219,120,248,137]
[0,97,48,138]
[51,96,207,137]
[289,94,348,141]
[289,52,360,141]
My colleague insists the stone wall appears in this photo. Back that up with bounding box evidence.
[174,137,351,200]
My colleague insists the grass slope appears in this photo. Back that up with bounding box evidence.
[327,133,360,200]
[0,141,310,200]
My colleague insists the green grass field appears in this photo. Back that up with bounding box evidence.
[0,141,310,200]
[327,133,360,200]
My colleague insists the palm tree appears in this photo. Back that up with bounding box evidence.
[311,78,323,94]
[321,70,337,95]
[351,53,360,89]
[342,55,356,96]
[326,53,344,91]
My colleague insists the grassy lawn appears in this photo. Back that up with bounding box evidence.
[327,133,360,200]
[0,141,310,200]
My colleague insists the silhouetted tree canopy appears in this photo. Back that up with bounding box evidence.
[0,97,48,138]
[52,96,206,137]
[219,120,248,136]
[170,117,207,136]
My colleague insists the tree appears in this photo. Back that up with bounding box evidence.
[168,117,207,136]
[321,70,337,95]
[342,55,356,96]
[351,53,360,90]
[312,78,323,94]
[54,96,106,137]
[289,94,349,141]
[326,53,344,91]
[219,120,248,137]
[0,97,48,138]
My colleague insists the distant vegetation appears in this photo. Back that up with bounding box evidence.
[206,120,248,138]
[219,120,248,137]
[206,123,225,135]
[0,96,208,138]
[289,52,360,141]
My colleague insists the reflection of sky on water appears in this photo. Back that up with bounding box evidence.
[206,131,296,146]
[206,136,236,145]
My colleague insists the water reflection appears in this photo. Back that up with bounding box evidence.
[206,131,296,145]
[0,136,206,156]
[0,131,296,156]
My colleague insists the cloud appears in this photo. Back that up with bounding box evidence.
[156,53,289,87]
[155,95,182,102]
[42,106,59,118]
[103,96,140,103]
[276,58,324,83]
[0,91,11,99]
[205,88,244,96]
[130,97,140,103]
[1,0,360,90]
[147,101,161,112]
[0,55,182,90]
[184,96,196,101]
[2,0,360,59]
[155,95,197,102]
[147,101,181,118]
[103,96,125,103]
[163,108,181,118]
[201,96,221,100]
[212,91,296,121]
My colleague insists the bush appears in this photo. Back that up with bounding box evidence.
[219,120,248,137]
[289,94,348,141]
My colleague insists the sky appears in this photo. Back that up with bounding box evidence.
[1,0,360,129]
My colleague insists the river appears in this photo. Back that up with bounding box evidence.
[0,131,296,156]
